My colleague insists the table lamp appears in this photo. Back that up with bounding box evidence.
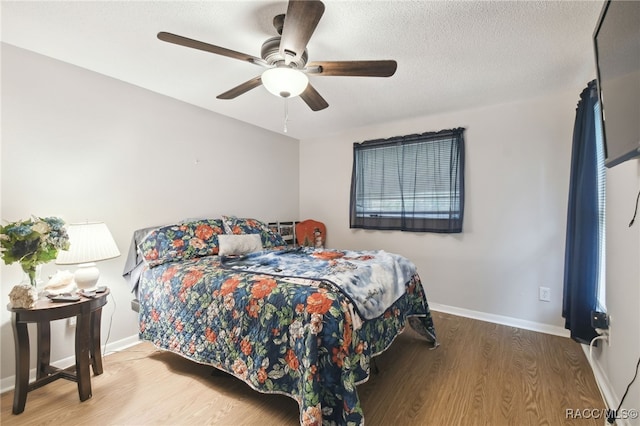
[55,222,120,291]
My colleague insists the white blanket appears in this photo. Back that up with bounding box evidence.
[221,247,417,320]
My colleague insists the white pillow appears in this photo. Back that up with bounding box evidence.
[218,234,263,256]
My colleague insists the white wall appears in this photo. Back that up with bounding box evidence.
[300,89,577,328]
[0,44,299,385]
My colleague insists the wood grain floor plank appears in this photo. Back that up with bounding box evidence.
[0,312,604,425]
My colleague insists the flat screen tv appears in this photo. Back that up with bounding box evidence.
[593,0,640,168]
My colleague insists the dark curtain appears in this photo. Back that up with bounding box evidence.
[562,80,600,345]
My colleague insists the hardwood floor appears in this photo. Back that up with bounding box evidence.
[0,312,604,425]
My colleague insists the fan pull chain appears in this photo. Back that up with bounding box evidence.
[283,97,289,133]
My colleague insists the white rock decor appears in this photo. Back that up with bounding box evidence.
[9,283,38,309]
[44,270,76,295]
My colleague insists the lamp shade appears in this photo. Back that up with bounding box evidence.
[55,222,120,265]
[261,67,309,98]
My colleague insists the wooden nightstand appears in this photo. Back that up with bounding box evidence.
[7,289,109,414]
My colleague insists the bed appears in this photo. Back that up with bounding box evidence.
[124,217,437,426]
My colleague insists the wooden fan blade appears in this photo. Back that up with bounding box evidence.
[300,84,329,111]
[217,76,263,99]
[279,0,325,63]
[306,60,398,77]
[158,32,268,67]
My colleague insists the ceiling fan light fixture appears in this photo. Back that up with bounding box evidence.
[262,67,309,98]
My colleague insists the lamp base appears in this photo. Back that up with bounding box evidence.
[74,263,100,292]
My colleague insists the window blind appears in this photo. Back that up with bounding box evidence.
[349,128,465,233]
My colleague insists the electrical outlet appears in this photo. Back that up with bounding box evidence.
[539,286,551,302]
[596,328,611,347]
[67,316,77,327]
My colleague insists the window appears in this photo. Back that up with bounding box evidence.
[349,128,465,233]
[594,101,607,311]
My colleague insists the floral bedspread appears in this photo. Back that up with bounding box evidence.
[138,252,436,426]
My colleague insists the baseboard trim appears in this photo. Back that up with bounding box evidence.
[0,334,140,394]
[581,345,627,426]
[429,302,571,338]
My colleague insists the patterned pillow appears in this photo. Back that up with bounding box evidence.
[139,219,225,266]
[221,215,287,248]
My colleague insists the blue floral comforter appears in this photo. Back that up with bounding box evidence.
[138,250,436,426]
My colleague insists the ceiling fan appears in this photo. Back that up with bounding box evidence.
[157,0,397,111]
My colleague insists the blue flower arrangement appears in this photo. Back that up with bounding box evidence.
[0,216,70,286]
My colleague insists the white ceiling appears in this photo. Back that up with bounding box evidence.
[1,0,604,140]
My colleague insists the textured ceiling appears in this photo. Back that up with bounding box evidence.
[1,0,604,140]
